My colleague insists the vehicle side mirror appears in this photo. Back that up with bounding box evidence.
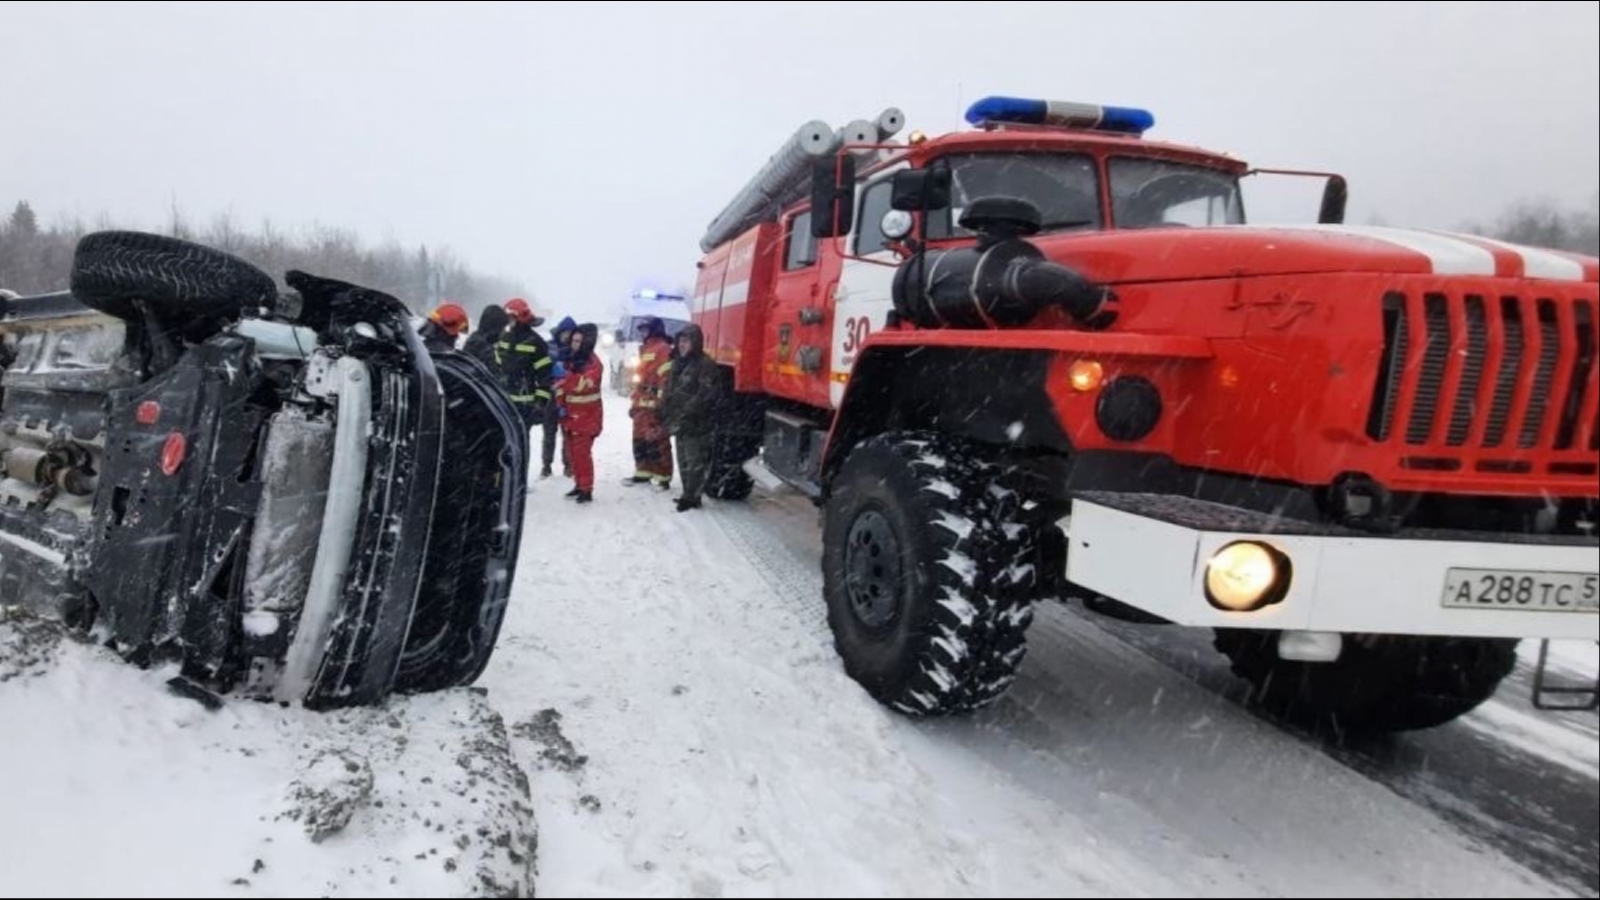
[890,168,953,212]
[810,155,858,239]
[1319,175,1349,225]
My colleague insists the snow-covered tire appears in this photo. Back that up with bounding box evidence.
[71,230,277,323]
[1213,630,1517,733]
[822,432,1033,716]
[966,479,1042,707]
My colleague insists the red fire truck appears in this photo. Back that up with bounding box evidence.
[691,96,1599,732]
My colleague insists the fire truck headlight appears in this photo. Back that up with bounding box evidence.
[601,333,617,348]
[881,210,914,242]
[1205,542,1292,612]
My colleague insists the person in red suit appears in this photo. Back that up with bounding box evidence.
[624,317,676,489]
[556,323,605,504]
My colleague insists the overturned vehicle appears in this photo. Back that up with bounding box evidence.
[0,232,527,708]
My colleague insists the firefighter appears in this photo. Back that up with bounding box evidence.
[496,298,553,431]
[419,302,469,353]
[660,323,721,513]
[624,317,675,489]
[556,323,604,504]
[542,316,578,479]
[462,304,509,370]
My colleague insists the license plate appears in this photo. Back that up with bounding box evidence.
[1442,569,1600,612]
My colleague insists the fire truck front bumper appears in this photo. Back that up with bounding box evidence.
[1063,493,1600,641]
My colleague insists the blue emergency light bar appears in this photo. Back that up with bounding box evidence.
[965,96,1155,135]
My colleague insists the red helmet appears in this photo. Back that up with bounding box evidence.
[428,302,470,336]
[504,298,541,325]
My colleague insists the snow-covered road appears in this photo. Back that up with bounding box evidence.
[482,396,1599,898]
[3,393,1595,898]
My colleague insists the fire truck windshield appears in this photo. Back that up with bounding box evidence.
[922,152,1245,238]
[1109,157,1244,229]
[926,152,1102,239]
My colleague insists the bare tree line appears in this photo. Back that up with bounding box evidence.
[3,194,1595,315]
[0,200,529,317]
[1464,192,1599,257]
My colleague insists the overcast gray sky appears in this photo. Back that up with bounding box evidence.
[3,1,1596,321]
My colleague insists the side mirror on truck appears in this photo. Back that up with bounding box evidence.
[889,168,952,213]
[1319,175,1349,225]
[1243,168,1349,225]
[810,155,858,239]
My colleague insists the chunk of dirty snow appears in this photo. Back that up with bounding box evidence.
[283,750,376,843]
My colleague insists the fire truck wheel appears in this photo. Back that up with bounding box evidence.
[962,479,1042,708]
[706,434,756,501]
[1213,630,1518,734]
[71,230,277,324]
[822,432,1034,715]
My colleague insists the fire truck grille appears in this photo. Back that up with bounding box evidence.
[1365,290,1600,464]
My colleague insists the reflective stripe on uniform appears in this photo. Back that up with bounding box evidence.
[567,393,603,405]
[498,342,542,354]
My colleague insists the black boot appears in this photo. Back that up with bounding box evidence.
[564,487,583,499]
[575,491,594,504]
[675,497,702,513]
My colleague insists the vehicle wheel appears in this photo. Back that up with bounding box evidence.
[705,432,756,501]
[963,478,1042,707]
[1213,630,1518,733]
[71,231,277,324]
[705,387,762,501]
[822,432,1034,715]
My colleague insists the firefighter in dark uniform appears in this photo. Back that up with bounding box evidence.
[496,298,553,431]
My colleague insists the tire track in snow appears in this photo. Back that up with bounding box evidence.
[714,490,1572,897]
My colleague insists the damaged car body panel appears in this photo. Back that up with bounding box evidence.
[0,233,528,709]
